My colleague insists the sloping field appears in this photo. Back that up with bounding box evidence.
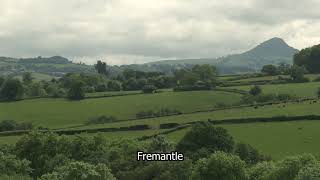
[0,91,242,128]
[226,82,320,97]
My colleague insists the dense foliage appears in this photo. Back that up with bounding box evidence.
[294,44,320,73]
[0,123,320,179]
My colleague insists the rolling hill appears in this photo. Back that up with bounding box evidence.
[142,37,299,74]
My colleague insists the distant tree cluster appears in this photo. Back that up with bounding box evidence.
[174,64,218,91]
[261,64,309,82]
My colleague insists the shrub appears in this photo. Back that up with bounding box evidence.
[40,161,116,180]
[142,85,157,93]
[234,143,271,165]
[86,116,117,125]
[249,85,262,96]
[135,108,181,119]
[0,120,33,132]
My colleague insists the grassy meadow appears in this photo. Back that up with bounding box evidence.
[0,90,242,128]
[226,81,320,98]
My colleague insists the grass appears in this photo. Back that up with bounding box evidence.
[231,74,320,82]
[71,100,320,130]
[0,91,242,128]
[85,90,142,98]
[226,82,320,98]
[14,72,56,82]
[0,135,21,145]
[166,121,320,160]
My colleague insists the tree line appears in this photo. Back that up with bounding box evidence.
[0,63,219,101]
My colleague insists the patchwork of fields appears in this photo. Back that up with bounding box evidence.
[2,75,320,160]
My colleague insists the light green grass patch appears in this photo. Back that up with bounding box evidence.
[226,82,320,98]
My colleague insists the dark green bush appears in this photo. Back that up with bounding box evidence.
[86,116,117,125]
[136,108,181,119]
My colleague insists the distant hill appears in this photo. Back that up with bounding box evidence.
[141,37,299,74]
[0,38,299,76]
[0,56,94,77]
[217,37,299,73]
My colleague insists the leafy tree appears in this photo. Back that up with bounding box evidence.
[249,85,262,96]
[67,80,85,100]
[28,82,47,97]
[0,79,24,100]
[268,154,317,180]
[0,77,4,87]
[289,65,308,82]
[95,60,109,76]
[107,81,122,91]
[176,122,234,160]
[191,151,246,180]
[278,63,291,75]
[15,132,60,178]
[147,135,174,153]
[123,78,139,91]
[0,152,32,176]
[22,72,33,84]
[120,160,193,180]
[40,161,115,180]
[261,65,279,75]
[294,44,320,73]
[246,161,276,180]
[234,143,269,165]
[295,162,320,180]
[192,64,217,82]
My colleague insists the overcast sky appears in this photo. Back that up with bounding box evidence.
[0,0,319,65]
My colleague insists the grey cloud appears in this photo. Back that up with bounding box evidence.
[0,0,319,65]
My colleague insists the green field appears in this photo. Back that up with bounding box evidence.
[166,121,320,160]
[71,100,320,130]
[230,74,320,82]
[0,91,242,128]
[226,82,320,97]
[14,72,56,81]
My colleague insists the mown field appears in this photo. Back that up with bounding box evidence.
[0,91,242,128]
[226,81,320,97]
